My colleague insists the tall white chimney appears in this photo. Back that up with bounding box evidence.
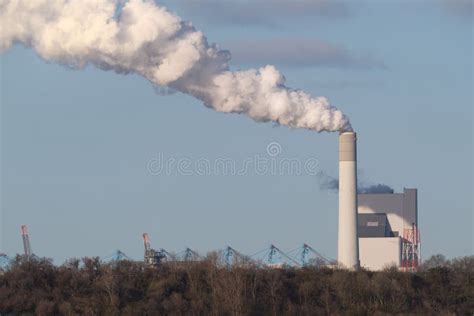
[338,131,360,269]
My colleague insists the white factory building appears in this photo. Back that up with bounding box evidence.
[357,188,420,271]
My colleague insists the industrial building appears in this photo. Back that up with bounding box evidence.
[358,188,420,271]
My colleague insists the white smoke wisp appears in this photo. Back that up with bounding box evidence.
[0,0,352,132]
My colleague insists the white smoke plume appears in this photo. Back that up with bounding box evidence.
[0,0,352,132]
[317,171,394,194]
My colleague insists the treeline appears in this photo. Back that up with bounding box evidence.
[0,254,472,315]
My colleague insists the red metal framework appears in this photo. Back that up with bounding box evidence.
[21,225,32,259]
[401,223,421,271]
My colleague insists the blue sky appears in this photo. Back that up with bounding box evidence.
[1,0,472,263]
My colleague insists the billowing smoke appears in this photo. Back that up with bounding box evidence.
[317,171,394,194]
[318,171,340,192]
[357,184,394,194]
[0,0,351,132]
